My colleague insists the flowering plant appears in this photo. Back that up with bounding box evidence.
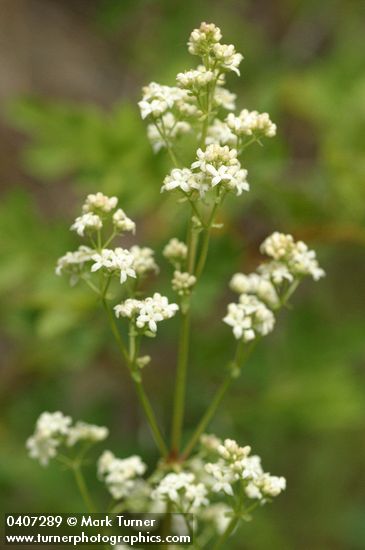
[27,22,324,548]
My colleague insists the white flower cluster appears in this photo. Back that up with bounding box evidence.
[206,109,276,148]
[112,209,136,233]
[91,248,136,284]
[205,438,286,503]
[129,246,159,277]
[26,412,108,466]
[152,472,209,513]
[114,293,179,333]
[57,193,161,288]
[70,193,135,238]
[138,82,188,120]
[176,66,215,90]
[82,192,118,213]
[223,294,275,342]
[230,273,279,309]
[172,271,196,296]
[260,232,325,281]
[225,232,324,341]
[71,213,102,237]
[187,22,243,75]
[98,450,146,500]
[140,22,244,153]
[226,110,276,138]
[163,238,188,267]
[55,245,94,283]
[162,145,249,198]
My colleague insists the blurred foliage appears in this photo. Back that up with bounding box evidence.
[1,1,365,549]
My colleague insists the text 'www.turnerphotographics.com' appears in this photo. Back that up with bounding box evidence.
[4,513,193,546]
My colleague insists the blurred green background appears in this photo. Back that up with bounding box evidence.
[1,1,365,548]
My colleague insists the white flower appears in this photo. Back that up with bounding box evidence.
[35,411,72,438]
[205,462,235,495]
[212,43,243,75]
[163,238,188,265]
[70,213,102,237]
[245,473,286,501]
[260,474,286,497]
[113,209,136,233]
[223,295,275,341]
[206,164,235,186]
[206,119,236,147]
[82,192,118,213]
[185,482,209,511]
[187,22,222,56]
[26,435,59,467]
[91,248,136,284]
[171,271,196,296]
[130,246,158,277]
[257,261,294,285]
[55,246,94,278]
[289,241,325,280]
[245,481,263,500]
[191,144,238,171]
[176,66,215,89]
[239,455,263,480]
[204,436,286,503]
[98,451,147,500]
[136,293,179,333]
[138,82,187,120]
[223,165,250,196]
[260,232,295,260]
[26,412,107,466]
[152,472,208,512]
[213,87,237,111]
[260,232,325,281]
[230,273,279,308]
[114,298,142,319]
[26,411,71,466]
[226,110,276,138]
[161,168,194,193]
[217,439,251,462]
[115,294,178,333]
[66,422,109,447]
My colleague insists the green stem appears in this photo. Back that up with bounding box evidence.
[73,464,95,513]
[170,308,191,454]
[183,278,300,459]
[183,375,232,460]
[134,379,169,457]
[101,298,129,362]
[102,298,168,457]
[155,120,180,167]
[194,200,219,280]
[182,341,252,459]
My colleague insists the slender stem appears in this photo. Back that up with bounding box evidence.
[194,200,219,279]
[170,308,191,454]
[212,516,239,550]
[182,341,252,459]
[154,120,180,167]
[183,375,232,460]
[134,379,169,457]
[73,464,95,513]
[102,298,168,457]
[101,298,129,362]
[183,278,300,459]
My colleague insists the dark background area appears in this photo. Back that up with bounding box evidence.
[1,1,365,548]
